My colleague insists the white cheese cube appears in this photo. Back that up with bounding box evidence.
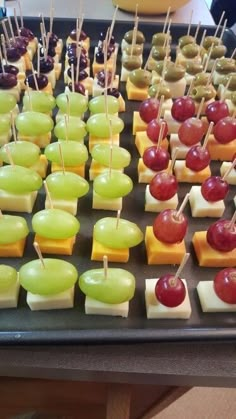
[225,99,236,116]
[145,278,191,319]
[0,190,38,213]
[92,75,119,97]
[217,84,232,100]
[85,295,129,317]
[197,281,236,313]
[189,185,225,217]
[120,66,133,82]
[92,190,122,211]
[165,78,186,98]
[164,110,181,134]
[174,160,210,183]
[170,133,195,159]
[45,196,78,215]
[0,278,20,309]
[27,287,74,311]
[145,185,178,212]
[220,162,236,185]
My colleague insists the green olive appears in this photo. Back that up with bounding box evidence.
[179,35,195,49]
[122,55,141,71]
[124,30,145,45]
[210,45,227,59]
[221,73,236,91]
[129,69,152,88]
[216,58,236,74]
[124,44,143,56]
[186,61,204,75]
[193,72,210,86]
[182,43,199,59]
[203,36,222,50]
[153,60,165,75]
[148,84,172,99]
[151,46,167,61]
[191,85,216,102]
[164,63,185,82]
[231,91,236,106]
[152,32,171,47]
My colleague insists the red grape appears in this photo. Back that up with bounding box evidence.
[143,147,170,172]
[153,209,188,244]
[139,98,159,123]
[214,268,236,304]
[205,100,229,124]
[171,96,195,122]
[185,145,210,172]
[146,118,168,143]
[178,117,205,146]
[149,172,178,201]
[207,219,236,252]
[155,274,186,307]
[213,116,236,144]
[201,176,229,202]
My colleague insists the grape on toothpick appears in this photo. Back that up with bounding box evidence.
[213,116,236,144]
[155,253,190,308]
[171,95,195,123]
[153,193,190,244]
[185,121,213,172]
[207,210,236,252]
[149,148,178,201]
[146,95,168,143]
[178,97,206,146]
[201,158,236,202]
[214,268,236,304]
[143,121,170,172]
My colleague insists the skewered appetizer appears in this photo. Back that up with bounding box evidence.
[0,213,29,257]
[0,265,20,308]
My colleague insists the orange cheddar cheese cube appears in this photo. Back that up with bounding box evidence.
[91,238,129,263]
[138,158,171,183]
[51,163,85,178]
[192,231,236,267]
[135,131,169,156]
[174,161,211,183]
[133,112,147,135]
[145,226,186,265]
[30,155,48,178]
[18,133,51,148]
[208,135,236,161]
[89,134,120,152]
[126,78,149,101]
[34,234,76,256]
[0,238,26,257]
[89,160,123,180]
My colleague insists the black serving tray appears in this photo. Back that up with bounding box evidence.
[0,18,235,345]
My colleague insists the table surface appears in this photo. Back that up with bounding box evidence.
[2,0,235,390]
[6,0,214,25]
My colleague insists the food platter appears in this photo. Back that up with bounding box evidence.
[0,17,235,345]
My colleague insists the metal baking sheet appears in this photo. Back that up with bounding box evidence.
[0,18,235,344]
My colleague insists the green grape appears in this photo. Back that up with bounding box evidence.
[89,96,119,114]
[16,111,54,136]
[0,215,29,244]
[79,268,135,304]
[19,259,78,296]
[23,91,56,113]
[56,92,88,116]
[94,217,143,249]
[0,165,42,193]
[32,208,80,239]
[0,93,17,114]
[86,113,124,138]
[46,172,89,199]
[0,114,11,134]
[94,171,133,198]
[45,141,88,166]
[0,265,17,292]
[54,116,87,141]
[0,141,40,167]
[91,144,131,169]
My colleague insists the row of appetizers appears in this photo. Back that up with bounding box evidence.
[0,258,236,317]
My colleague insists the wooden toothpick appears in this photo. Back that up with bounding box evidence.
[33,241,45,269]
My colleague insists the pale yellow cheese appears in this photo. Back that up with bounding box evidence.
[27,287,74,311]
[197,281,236,313]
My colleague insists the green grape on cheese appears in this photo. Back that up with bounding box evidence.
[32,208,80,239]
[86,113,124,138]
[54,116,87,141]
[94,217,143,249]
[56,92,88,116]
[94,171,133,198]
[46,172,89,199]
[91,144,131,169]
[0,165,42,194]
[23,91,56,114]
[89,96,119,114]
[0,265,18,293]
[45,141,88,166]
[0,93,17,114]
[0,141,40,167]
[16,112,54,136]
[0,215,29,244]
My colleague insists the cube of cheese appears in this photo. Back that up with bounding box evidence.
[0,190,38,213]
[34,234,76,256]
[197,281,236,313]
[138,158,171,183]
[126,78,149,101]
[89,160,123,181]
[174,160,211,183]
[145,226,186,265]
[0,277,20,309]
[145,278,191,319]
[27,286,74,311]
[164,110,181,134]
[51,163,85,178]
[18,133,51,148]
[189,186,225,218]
[145,185,178,212]
[192,231,236,267]
[45,196,78,216]
[30,155,48,178]
[165,78,186,99]
[92,190,122,211]
[91,237,129,262]
[85,296,129,317]
[220,162,236,185]
[133,111,147,135]
[135,131,169,157]
[89,134,120,152]
[0,238,26,257]
[208,135,236,161]
[170,134,198,159]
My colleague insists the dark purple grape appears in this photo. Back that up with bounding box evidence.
[66,43,87,55]
[0,73,18,89]
[99,30,115,44]
[19,27,34,41]
[68,54,88,70]
[26,73,48,90]
[67,67,88,81]
[49,33,59,47]
[95,48,111,64]
[106,87,120,98]
[9,41,27,55]
[13,36,29,47]
[69,29,87,41]
[39,45,56,59]
[40,57,54,73]
[68,81,86,95]
[97,70,112,88]
[0,64,19,76]
[6,47,22,62]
